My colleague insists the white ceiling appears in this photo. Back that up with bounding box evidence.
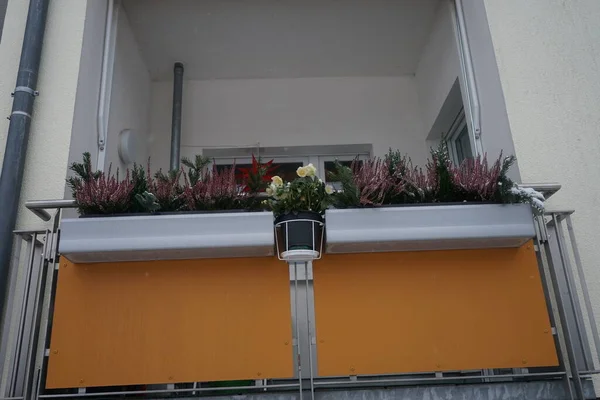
[123,0,440,81]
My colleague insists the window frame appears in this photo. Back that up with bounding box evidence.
[446,108,473,165]
[208,146,372,184]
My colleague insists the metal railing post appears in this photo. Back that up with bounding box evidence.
[554,215,594,370]
[533,218,574,399]
[565,215,600,367]
[543,214,585,399]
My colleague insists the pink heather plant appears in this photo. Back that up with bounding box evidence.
[74,165,134,215]
[450,154,502,201]
[181,165,241,211]
[147,165,184,211]
[351,158,395,205]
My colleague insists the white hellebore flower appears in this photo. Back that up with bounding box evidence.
[306,163,317,177]
[265,186,274,196]
[325,184,334,195]
[271,175,283,187]
[297,166,308,177]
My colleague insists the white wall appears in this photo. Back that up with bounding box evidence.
[65,0,107,197]
[149,76,428,171]
[462,0,518,172]
[105,8,151,172]
[484,0,600,387]
[415,0,461,137]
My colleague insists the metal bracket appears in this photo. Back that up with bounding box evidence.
[11,86,39,97]
[10,110,32,119]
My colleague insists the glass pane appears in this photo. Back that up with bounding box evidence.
[216,162,304,184]
[455,126,472,164]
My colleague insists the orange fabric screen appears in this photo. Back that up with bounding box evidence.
[313,242,558,376]
[46,257,293,389]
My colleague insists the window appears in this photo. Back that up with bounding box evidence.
[208,145,371,187]
[215,158,305,184]
[447,109,473,165]
[319,155,367,190]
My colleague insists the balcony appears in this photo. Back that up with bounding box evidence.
[0,195,599,400]
[1,1,598,399]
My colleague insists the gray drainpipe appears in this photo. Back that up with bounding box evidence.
[170,62,184,171]
[0,0,49,321]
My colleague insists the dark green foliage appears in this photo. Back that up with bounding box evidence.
[135,191,160,213]
[429,141,455,203]
[149,168,185,212]
[495,155,519,202]
[128,163,148,213]
[66,152,101,198]
[181,155,211,186]
[327,161,359,208]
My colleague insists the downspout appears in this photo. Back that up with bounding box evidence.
[170,62,184,171]
[453,0,483,156]
[96,0,119,171]
[0,0,49,319]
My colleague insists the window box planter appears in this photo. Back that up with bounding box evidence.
[325,203,535,254]
[59,211,275,263]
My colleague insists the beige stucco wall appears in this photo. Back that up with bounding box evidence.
[0,0,88,392]
[0,0,87,230]
[484,0,600,379]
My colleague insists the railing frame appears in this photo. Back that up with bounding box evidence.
[0,200,598,400]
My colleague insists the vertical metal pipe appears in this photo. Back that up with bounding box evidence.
[170,62,184,171]
[0,0,49,336]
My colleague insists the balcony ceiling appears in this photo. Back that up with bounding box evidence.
[122,0,440,81]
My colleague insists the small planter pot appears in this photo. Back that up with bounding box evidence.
[274,211,324,262]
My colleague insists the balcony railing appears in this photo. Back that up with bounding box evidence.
[0,199,599,400]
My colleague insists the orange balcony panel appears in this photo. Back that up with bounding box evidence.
[46,257,293,389]
[314,241,558,376]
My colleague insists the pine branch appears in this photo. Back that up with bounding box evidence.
[328,161,359,208]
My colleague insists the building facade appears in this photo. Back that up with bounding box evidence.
[0,1,599,399]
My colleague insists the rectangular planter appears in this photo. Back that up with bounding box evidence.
[59,211,275,263]
[325,203,535,254]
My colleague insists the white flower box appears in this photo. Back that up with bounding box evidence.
[325,203,535,254]
[59,211,275,263]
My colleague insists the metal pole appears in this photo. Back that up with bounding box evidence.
[304,262,315,399]
[170,62,184,171]
[0,0,49,336]
[554,216,593,370]
[293,262,303,400]
[22,230,49,400]
[534,218,574,400]
[544,214,585,399]
[10,234,37,397]
[565,215,600,364]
